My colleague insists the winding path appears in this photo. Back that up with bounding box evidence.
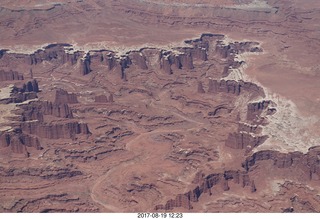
[90,92,208,212]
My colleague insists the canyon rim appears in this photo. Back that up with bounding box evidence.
[0,0,320,213]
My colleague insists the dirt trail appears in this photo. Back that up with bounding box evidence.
[90,94,209,211]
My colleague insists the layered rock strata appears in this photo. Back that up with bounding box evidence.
[54,89,78,105]
[0,70,24,81]
[155,170,256,210]
[0,79,90,156]
[0,34,262,80]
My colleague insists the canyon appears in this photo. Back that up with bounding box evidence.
[0,0,320,213]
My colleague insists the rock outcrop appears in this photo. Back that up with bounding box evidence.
[156,35,226,74]
[0,34,262,84]
[0,0,318,211]
[0,166,83,180]
[0,128,41,156]
[106,53,117,70]
[197,81,205,93]
[95,94,114,103]
[0,79,90,155]
[225,132,268,150]
[11,79,39,93]
[28,44,73,65]
[94,95,108,103]
[215,41,262,59]
[0,49,6,59]
[40,101,73,118]
[185,37,209,61]
[0,80,39,104]
[128,51,148,70]
[160,51,173,74]
[22,80,39,93]
[119,56,131,80]
[159,49,197,74]
[155,170,254,210]
[65,51,81,65]
[207,79,264,97]
[54,89,78,104]
[177,49,194,69]
[0,93,38,105]
[247,100,276,121]
[21,121,90,140]
[16,101,73,122]
[0,70,24,81]
[242,147,320,181]
[108,93,114,103]
[237,123,261,134]
[156,147,320,211]
[80,55,91,75]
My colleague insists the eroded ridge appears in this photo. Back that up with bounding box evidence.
[0,33,319,213]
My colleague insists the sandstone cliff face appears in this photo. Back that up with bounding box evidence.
[108,93,114,103]
[242,147,320,181]
[0,93,38,105]
[213,41,262,77]
[94,95,108,103]
[119,56,132,80]
[238,123,261,134]
[89,51,105,64]
[21,121,90,140]
[176,49,194,69]
[80,54,92,75]
[160,51,194,74]
[156,35,221,74]
[0,44,84,78]
[225,132,268,150]
[0,79,91,155]
[28,44,72,65]
[155,170,255,210]
[225,99,273,151]
[215,43,232,59]
[128,51,148,70]
[54,89,78,104]
[157,147,320,211]
[156,147,320,211]
[215,41,262,59]
[0,49,6,59]
[24,80,39,93]
[0,70,24,81]
[247,100,276,121]
[17,101,73,122]
[0,128,41,156]
[197,81,205,93]
[1,35,261,84]
[95,94,114,103]
[207,79,264,97]
[12,79,39,93]
[160,51,173,74]
[106,53,117,70]
[0,80,39,104]
[192,46,208,61]
[185,35,210,61]
[40,101,73,118]
[1,28,318,212]
[65,51,81,65]
[0,166,83,180]
[159,46,206,74]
